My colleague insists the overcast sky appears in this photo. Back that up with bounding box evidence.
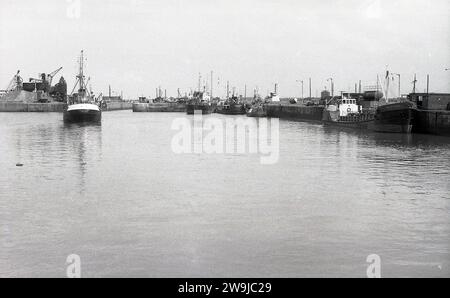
[1,0,449,98]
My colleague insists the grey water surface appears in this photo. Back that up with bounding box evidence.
[0,111,449,277]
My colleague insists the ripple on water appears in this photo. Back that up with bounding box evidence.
[0,113,449,277]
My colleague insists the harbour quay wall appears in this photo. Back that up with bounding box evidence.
[414,109,450,137]
[0,101,66,112]
[103,101,133,111]
[265,103,324,121]
[133,102,186,112]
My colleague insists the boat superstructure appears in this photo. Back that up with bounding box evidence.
[246,89,267,117]
[322,96,375,128]
[266,84,280,103]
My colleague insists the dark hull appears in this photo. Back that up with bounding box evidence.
[216,104,246,115]
[246,112,267,117]
[186,103,214,115]
[323,119,374,129]
[265,103,324,121]
[246,106,267,117]
[322,110,375,129]
[63,109,102,123]
[369,102,416,133]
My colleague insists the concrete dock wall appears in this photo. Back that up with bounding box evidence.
[415,110,450,136]
[265,103,324,121]
[103,101,132,111]
[0,101,66,112]
[133,103,186,112]
[0,101,134,112]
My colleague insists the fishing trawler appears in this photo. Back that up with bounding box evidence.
[63,50,101,123]
[246,103,267,117]
[186,90,214,115]
[247,85,280,117]
[216,94,246,115]
[246,92,267,117]
[322,96,375,128]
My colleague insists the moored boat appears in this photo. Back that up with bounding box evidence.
[216,95,246,115]
[322,96,374,128]
[246,92,267,117]
[246,104,267,117]
[186,91,214,115]
[368,101,416,133]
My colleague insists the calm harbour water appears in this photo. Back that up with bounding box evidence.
[0,111,449,277]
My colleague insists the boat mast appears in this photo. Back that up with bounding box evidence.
[210,71,213,98]
[376,74,379,98]
[70,50,86,95]
[309,78,312,99]
[385,68,390,103]
[79,50,85,94]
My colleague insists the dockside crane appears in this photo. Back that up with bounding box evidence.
[46,67,63,86]
[27,67,63,93]
[29,67,63,84]
[2,70,22,92]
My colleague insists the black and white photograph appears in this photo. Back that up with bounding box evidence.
[0,0,449,283]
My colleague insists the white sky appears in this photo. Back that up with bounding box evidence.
[1,0,449,98]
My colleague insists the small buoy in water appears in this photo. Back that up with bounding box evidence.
[16,163,24,167]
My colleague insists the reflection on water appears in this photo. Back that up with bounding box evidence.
[61,123,102,194]
[0,112,449,277]
[5,118,103,195]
